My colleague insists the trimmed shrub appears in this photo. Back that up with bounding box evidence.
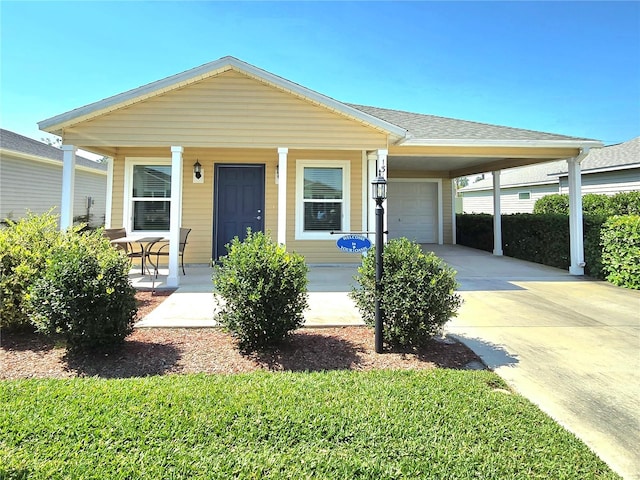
[213,230,309,352]
[351,238,461,348]
[28,229,137,351]
[601,215,640,289]
[609,191,640,215]
[503,214,569,269]
[455,214,493,252]
[533,194,569,214]
[582,194,612,216]
[583,215,608,278]
[0,211,61,330]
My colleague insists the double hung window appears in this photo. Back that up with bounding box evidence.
[296,160,350,239]
[125,159,172,232]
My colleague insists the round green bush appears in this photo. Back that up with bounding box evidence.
[213,230,309,352]
[351,238,462,348]
[601,215,640,289]
[28,229,137,351]
[533,194,569,214]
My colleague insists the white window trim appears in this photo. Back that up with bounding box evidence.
[123,157,172,238]
[295,159,351,240]
[518,191,532,200]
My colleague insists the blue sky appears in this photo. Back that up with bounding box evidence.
[1,1,639,147]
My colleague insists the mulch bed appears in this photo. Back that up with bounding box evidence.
[0,291,484,380]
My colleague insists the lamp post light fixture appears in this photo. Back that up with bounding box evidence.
[371,173,387,354]
[193,160,202,179]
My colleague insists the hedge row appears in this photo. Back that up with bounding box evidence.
[533,191,640,216]
[456,213,607,278]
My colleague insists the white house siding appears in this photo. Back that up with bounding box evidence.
[0,155,107,227]
[559,168,640,195]
[462,184,558,214]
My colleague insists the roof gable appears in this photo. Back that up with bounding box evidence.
[39,56,406,140]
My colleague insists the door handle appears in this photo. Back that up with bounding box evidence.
[256,215,262,220]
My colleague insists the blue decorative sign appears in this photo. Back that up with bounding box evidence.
[336,235,372,253]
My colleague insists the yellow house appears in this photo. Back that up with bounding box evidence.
[39,56,602,286]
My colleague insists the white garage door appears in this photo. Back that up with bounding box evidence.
[387,181,437,243]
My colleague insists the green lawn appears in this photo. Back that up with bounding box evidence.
[1,370,618,479]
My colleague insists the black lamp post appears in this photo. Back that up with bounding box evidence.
[371,173,387,354]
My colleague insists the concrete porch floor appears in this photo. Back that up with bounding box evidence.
[132,263,364,328]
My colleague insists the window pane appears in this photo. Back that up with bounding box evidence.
[304,168,342,199]
[133,201,170,231]
[304,202,341,231]
[133,165,171,198]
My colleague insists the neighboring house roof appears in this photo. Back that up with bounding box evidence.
[38,56,600,149]
[558,136,639,174]
[0,129,106,171]
[459,136,639,192]
[348,104,595,145]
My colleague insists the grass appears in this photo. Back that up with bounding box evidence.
[1,370,618,479]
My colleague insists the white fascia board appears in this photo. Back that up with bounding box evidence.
[398,138,604,149]
[39,56,407,140]
[38,59,236,132]
[235,61,407,138]
[1,148,107,175]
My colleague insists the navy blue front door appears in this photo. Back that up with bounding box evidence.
[214,164,265,260]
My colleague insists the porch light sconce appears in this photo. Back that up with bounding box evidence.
[275,165,279,185]
[193,160,202,179]
[371,171,387,354]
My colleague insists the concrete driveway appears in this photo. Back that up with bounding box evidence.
[434,245,640,480]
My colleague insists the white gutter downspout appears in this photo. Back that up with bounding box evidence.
[568,147,590,275]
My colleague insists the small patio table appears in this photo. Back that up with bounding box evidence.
[110,236,166,275]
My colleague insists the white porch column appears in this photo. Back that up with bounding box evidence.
[277,147,288,245]
[377,149,388,239]
[451,179,457,245]
[568,156,585,275]
[60,145,77,230]
[167,146,184,288]
[104,156,114,228]
[492,170,503,256]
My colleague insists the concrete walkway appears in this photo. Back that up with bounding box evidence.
[131,245,639,479]
[133,264,364,328]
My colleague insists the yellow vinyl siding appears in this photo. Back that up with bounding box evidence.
[63,70,387,150]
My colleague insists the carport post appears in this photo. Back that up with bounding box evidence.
[568,152,588,275]
[492,170,503,256]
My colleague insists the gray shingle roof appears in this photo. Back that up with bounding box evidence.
[348,104,597,143]
[578,136,639,172]
[459,136,639,191]
[0,129,106,171]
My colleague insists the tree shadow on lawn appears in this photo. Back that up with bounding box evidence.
[249,332,365,372]
[63,340,182,378]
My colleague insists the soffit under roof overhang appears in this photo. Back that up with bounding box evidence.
[387,143,594,178]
